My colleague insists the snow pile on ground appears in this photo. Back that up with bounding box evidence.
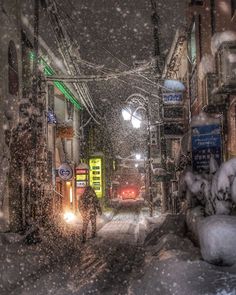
[128,231,236,295]
[144,214,186,246]
[198,215,236,266]
[129,247,236,295]
[186,206,205,243]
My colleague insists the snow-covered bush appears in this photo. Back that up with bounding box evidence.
[215,158,236,202]
[182,157,236,216]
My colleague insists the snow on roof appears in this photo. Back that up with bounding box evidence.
[191,111,221,126]
[163,79,186,92]
[112,181,120,185]
[211,31,236,55]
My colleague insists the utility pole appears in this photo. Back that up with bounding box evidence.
[150,0,161,75]
[150,0,168,213]
[146,99,153,217]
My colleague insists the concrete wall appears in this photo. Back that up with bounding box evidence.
[0,0,22,231]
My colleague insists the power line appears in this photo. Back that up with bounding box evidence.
[46,0,102,124]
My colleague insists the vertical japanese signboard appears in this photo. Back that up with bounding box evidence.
[75,165,89,199]
[89,157,103,198]
[76,168,89,188]
[192,124,222,173]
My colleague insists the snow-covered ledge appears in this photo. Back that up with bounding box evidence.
[211,30,236,56]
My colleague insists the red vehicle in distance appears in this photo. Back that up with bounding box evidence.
[118,185,139,200]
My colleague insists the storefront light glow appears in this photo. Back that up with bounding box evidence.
[69,187,73,204]
[63,211,76,223]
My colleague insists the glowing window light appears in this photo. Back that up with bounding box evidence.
[69,187,73,204]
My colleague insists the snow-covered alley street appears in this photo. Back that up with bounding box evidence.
[1,205,236,295]
[0,205,147,295]
[1,0,236,294]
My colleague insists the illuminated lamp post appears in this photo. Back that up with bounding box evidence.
[122,93,153,216]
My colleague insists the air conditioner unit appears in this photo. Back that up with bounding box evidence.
[203,73,226,106]
[217,42,236,92]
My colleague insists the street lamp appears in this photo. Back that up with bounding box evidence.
[135,154,141,160]
[121,93,154,216]
[122,108,132,121]
[131,113,142,129]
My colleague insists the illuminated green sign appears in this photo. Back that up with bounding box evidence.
[30,52,82,110]
[89,157,103,198]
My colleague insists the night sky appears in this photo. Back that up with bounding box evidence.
[56,0,187,156]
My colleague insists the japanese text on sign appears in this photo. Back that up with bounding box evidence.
[89,158,103,198]
[163,93,183,104]
[192,124,222,173]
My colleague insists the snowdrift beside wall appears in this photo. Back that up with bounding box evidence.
[198,215,236,266]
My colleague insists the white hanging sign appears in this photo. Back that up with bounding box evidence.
[58,163,73,181]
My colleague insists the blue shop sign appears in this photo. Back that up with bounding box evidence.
[163,93,183,104]
[192,124,222,173]
[47,111,57,124]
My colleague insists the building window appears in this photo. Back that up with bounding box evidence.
[8,41,19,95]
[210,0,216,35]
[190,0,204,5]
[198,15,202,59]
[66,100,74,121]
[22,31,33,97]
[188,21,197,67]
[189,66,198,104]
[231,0,236,18]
